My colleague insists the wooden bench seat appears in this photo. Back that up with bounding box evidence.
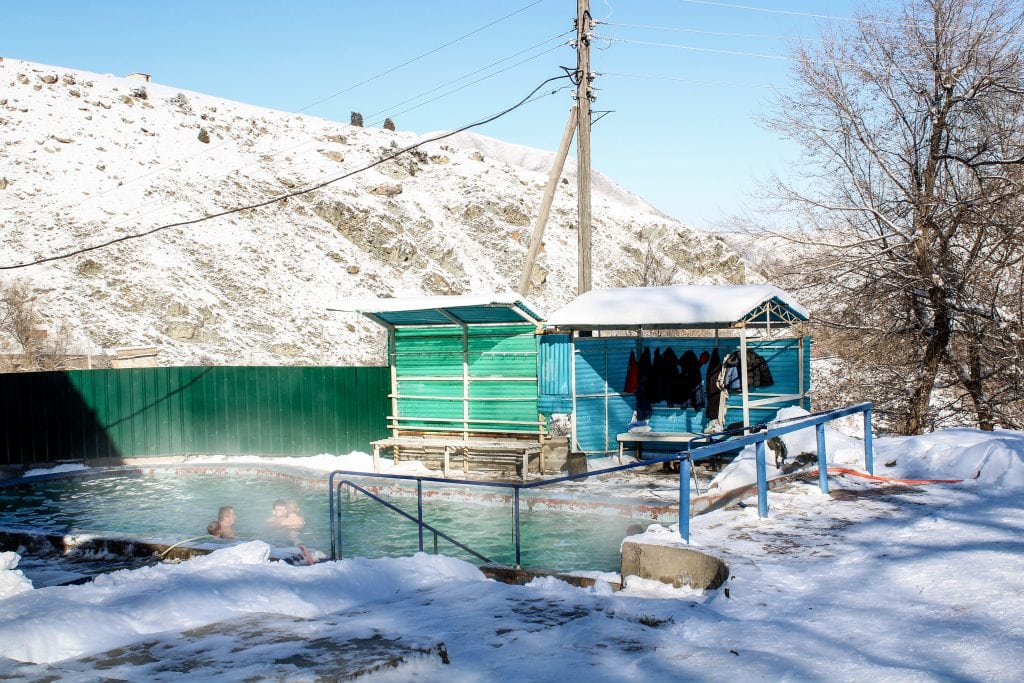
[616,431,700,461]
[372,435,543,479]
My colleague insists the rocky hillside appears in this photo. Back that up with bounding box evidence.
[0,57,746,366]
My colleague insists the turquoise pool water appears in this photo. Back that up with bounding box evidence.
[0,469,667,572]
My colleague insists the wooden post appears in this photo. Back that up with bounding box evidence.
[576,0,593,294]
[519,107,577,295]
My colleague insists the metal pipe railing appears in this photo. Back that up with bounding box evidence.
[328,402,875,562]
[330,476,493,564]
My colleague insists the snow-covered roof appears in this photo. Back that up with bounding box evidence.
[329,293,544,327]
[545,285,808,330]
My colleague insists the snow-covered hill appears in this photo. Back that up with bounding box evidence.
[0,58,745,366]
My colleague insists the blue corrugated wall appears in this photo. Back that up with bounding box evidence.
[537,334,573,414]
[564,336,811,454]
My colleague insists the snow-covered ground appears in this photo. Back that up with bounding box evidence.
[1,424,1022,680]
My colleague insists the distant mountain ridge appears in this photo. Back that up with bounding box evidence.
[0,57,746,366]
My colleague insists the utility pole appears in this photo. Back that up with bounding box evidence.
[518,107,577,295]
[518,2,594,296]
[576,0,593,294]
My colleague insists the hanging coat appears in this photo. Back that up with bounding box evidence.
[705,348,724,421]
[635,348,653,420]
[624,350,640,394]
[650,348,664,404]
[747,350,774,388]
[661,347,680,407]
[678,349,705,411]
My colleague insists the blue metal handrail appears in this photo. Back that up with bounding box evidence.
[327,402,875,563]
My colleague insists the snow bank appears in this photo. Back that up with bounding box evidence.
[0,541,484,664]
[881,429,1024,488]
[708,407,1024,492]
[0,552,34,600]
[184,451,439,475]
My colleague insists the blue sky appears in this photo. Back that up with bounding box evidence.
[1,0,862,228]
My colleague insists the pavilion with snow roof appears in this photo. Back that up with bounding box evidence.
[541,284,811,457]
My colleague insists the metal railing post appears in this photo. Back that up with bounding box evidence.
[755,439,768,518]
[417,480,424,553]
[679,454,690,542]
[513,487,522,568]
[329,473,337,560]
[336,483,345,560]
[864,406,874,474]
[816,423,829,493]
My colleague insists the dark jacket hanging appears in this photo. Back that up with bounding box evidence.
[624,350,640,394]
[747,350,774,388]
[660,347,680,407]
[650,348,664,404]
[705,348,724,420]
[635,348,654,420]
[678,349,705,411]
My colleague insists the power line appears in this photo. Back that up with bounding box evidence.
[363,32,572,125]
[51,0,549,216]
[675,0,1024,38]
[296,86,573,192]
[1,74,572,271]
[599,36,938,76]
[598,71,772,89]
[56,33,572,239]
[674,0,896,25]
[602,21,840,43]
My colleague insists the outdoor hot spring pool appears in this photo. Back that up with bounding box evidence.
[0,466,671,572]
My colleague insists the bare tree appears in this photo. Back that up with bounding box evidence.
[617,231,680,288]
[0,283,71,371]
[763,0,1024,433]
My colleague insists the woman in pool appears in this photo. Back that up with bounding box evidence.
[212,506,236,538]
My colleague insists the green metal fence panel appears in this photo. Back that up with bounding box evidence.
[0,366,391,466]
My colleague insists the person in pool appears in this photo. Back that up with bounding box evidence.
[215,505,236,538]
[268,499,305,528]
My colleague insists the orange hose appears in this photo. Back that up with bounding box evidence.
[809,467,961,485]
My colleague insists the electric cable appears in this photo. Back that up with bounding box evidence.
[675,0,1024,38]
[52,0,549,215]
[1,74,572,270]
[598,71,772,89]
[363,35,572,126]
[602,21,865,45]
[599,36,939,76]
[52,34,572,238]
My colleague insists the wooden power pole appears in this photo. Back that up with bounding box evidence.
[576,0,593,294]
[518,107,577,295]
[518,1,594,296]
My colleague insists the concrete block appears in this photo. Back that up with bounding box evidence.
[620,541,729,590]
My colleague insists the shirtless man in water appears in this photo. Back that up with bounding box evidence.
[268,499,304,528]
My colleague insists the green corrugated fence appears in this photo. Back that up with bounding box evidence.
[0,366,391,466]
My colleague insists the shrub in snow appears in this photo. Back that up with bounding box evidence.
[350,111,363,127]
[383,117,396,131]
